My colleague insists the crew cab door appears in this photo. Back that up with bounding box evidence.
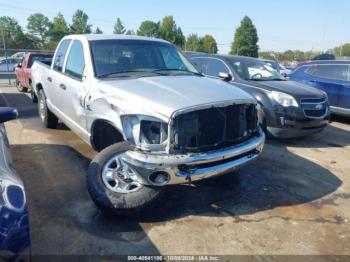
[60,40,88,131]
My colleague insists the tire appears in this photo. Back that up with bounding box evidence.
[37,89,58,129]
[30,89,38,103]
[16,79,28,92]
[86,142,164,216]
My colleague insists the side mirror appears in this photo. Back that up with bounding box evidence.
[17,63,22,68]
[0,107,18,123]
[218,72,232,82]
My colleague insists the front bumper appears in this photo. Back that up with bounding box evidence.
[123,130,265,185]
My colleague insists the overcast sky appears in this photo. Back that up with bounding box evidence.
[0,0,348,54]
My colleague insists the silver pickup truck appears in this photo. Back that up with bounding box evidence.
[32,35,265,215]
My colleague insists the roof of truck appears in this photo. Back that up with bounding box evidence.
[65,34,170,44]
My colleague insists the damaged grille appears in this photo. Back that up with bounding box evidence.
[172,103,258,153]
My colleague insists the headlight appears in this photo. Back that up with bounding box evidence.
[0,178,26,212]
[271,91,299,107]
[122,115,168,152]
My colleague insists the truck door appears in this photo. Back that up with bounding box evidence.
[60,40,88,131]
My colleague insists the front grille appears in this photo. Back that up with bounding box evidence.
[172,103,258,153]
[300,97,328,118]
[304,108,327,118]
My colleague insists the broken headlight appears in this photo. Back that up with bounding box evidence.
[122,115,168,152]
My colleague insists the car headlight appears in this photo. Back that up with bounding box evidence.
[271,91,299,107]
[121,115,168,152]
[0,178,26,212]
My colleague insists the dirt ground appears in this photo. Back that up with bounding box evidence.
[0,80,349,258]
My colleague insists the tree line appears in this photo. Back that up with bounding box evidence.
[1,10,348,61]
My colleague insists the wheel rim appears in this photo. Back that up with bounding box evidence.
[102,154,142,194]
[39,97,46,121]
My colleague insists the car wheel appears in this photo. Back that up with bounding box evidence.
[37,89,58,129]
[16,79,28,92]
[30,89,38,103]
[86,142,164,216]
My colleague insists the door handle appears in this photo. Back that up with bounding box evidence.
[47,77,52,82]
[59,84,66,90]
[343,83,350,88]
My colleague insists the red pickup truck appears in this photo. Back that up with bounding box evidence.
[15,52,53,102]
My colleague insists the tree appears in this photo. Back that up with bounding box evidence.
[48,13,68,42]
[199,34,218,53]
[158,16,185,48]
[70,10,92,34]
[126,30,135,35]
[185,34,201,51]
[27,13,50,46]
[113,18,125,34]
[333,43,350,57]
[94,27,103,34]
[230,16,259,57]
[0,16,37,50]
[137,20,159,37]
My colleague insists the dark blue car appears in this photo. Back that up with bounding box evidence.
[290,60,350,116]
[0,107,30,261]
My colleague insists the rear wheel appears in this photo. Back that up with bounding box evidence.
[86,142,164,216]
[16,79,28,92]
[37,89,58,129]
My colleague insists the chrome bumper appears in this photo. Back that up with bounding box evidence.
[123,131,265,186]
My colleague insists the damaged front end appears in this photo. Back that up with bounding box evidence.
[120,101,265,186]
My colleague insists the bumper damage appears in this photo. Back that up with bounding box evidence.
[122,130,265,186]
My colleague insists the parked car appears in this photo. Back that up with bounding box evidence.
[15,52,53,101]
[261,59,292,77]
[32,35,265,215]
[312,53,335,61]
[0,58,22,72]
[186,52,330,138]
[0,107,30,260]
[289,60,350,116]
[11,52,26,60]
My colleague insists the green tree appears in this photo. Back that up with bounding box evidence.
[333,43,350,57]
[137,20,159,37]
[158,16,185,48]
[125,30,135,35]
[94,27,103,34]
[230,16,259,57]
[48,13,68,42]
[0,16,37,50]
[199,34,218,53]
[70,10,92,34]
[27,13,50,46]
[185,33,201,51]
[113,18,126,34]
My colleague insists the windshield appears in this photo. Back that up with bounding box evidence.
[229,59,285,81]
[90,39,199,78]
[29,55,53,67]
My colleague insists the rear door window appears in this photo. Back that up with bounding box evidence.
[53,39,71,72]
[64,40,85,80]
[206,58,230,77]
[306,64,348,81]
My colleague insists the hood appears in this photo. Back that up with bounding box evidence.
[98,75,255,119]
[242,79,326,99]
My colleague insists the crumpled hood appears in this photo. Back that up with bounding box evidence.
[246,80,326,98]
[98,75,255,119]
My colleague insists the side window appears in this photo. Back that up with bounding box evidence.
[53,39,71,72]
[191,58,207,74]
[65,40,85,80]
[206,58,229,77]
[307,64,348,81]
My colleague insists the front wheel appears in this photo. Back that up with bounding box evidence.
[86,142,164,216]
[37,89,58,129]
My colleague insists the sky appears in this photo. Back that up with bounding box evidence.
[0,0,349,54]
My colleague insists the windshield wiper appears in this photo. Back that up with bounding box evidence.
[98,70,162,78]
[152,68,203,76]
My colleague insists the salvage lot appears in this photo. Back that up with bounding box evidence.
[0,79,350,256]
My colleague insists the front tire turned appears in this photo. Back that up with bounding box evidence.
[86,142,164,216]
